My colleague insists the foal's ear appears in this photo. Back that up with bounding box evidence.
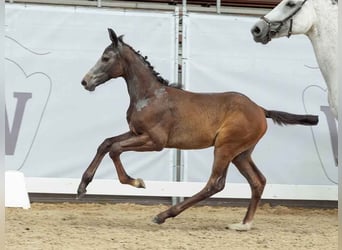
[108,28,119,47]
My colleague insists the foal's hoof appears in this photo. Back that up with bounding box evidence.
[76,186,87,200]
[76,192,86,200]
[152,215,165,224]
[133,178,146,188]
[227,222,252,231]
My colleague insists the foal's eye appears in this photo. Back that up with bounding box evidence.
[102,56,110,62]
[285,1,296,7]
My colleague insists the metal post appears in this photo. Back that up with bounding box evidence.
[172,7,184,206]
[174,1,189,205]
[217,0,221,14]
[172,149,183,205]
[182,0,187,13]
[97,0,102,8]
[173,6,179,87]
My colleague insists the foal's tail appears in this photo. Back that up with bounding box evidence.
[264,109,319,126]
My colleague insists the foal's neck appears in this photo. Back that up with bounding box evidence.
[121,45,165,102]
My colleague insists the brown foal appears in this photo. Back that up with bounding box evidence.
[77,28,318,230]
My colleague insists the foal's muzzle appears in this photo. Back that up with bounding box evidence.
[81,79,96,92]
[81,80,87,87]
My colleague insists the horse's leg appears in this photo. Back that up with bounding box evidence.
[153,146,231,224]
[109,154,146,188]
[77,132,133,198]
[107,133,165,188]
[229,148,266,231]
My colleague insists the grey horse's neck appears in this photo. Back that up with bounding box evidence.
[306,0,338,117]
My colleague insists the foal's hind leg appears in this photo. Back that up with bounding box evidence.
[229,148,266,231]
[153,146,231,224]
[77,132,133,198]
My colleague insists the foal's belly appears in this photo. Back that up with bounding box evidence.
[166,129,216,150]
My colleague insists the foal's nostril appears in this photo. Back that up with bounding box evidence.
[81,80,87,86]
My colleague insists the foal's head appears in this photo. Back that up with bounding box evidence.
[81,29,123,91]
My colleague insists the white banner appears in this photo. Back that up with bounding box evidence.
[5,5,337,200]
[183,13,337,186]
[5,4,177,181]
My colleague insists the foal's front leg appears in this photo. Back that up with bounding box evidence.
[77,132,133,198]
[108,133,161,188]
[77,131,163,198]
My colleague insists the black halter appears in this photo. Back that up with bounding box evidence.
[261,0,308,39]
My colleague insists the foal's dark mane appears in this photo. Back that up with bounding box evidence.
[118,36,170,86]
